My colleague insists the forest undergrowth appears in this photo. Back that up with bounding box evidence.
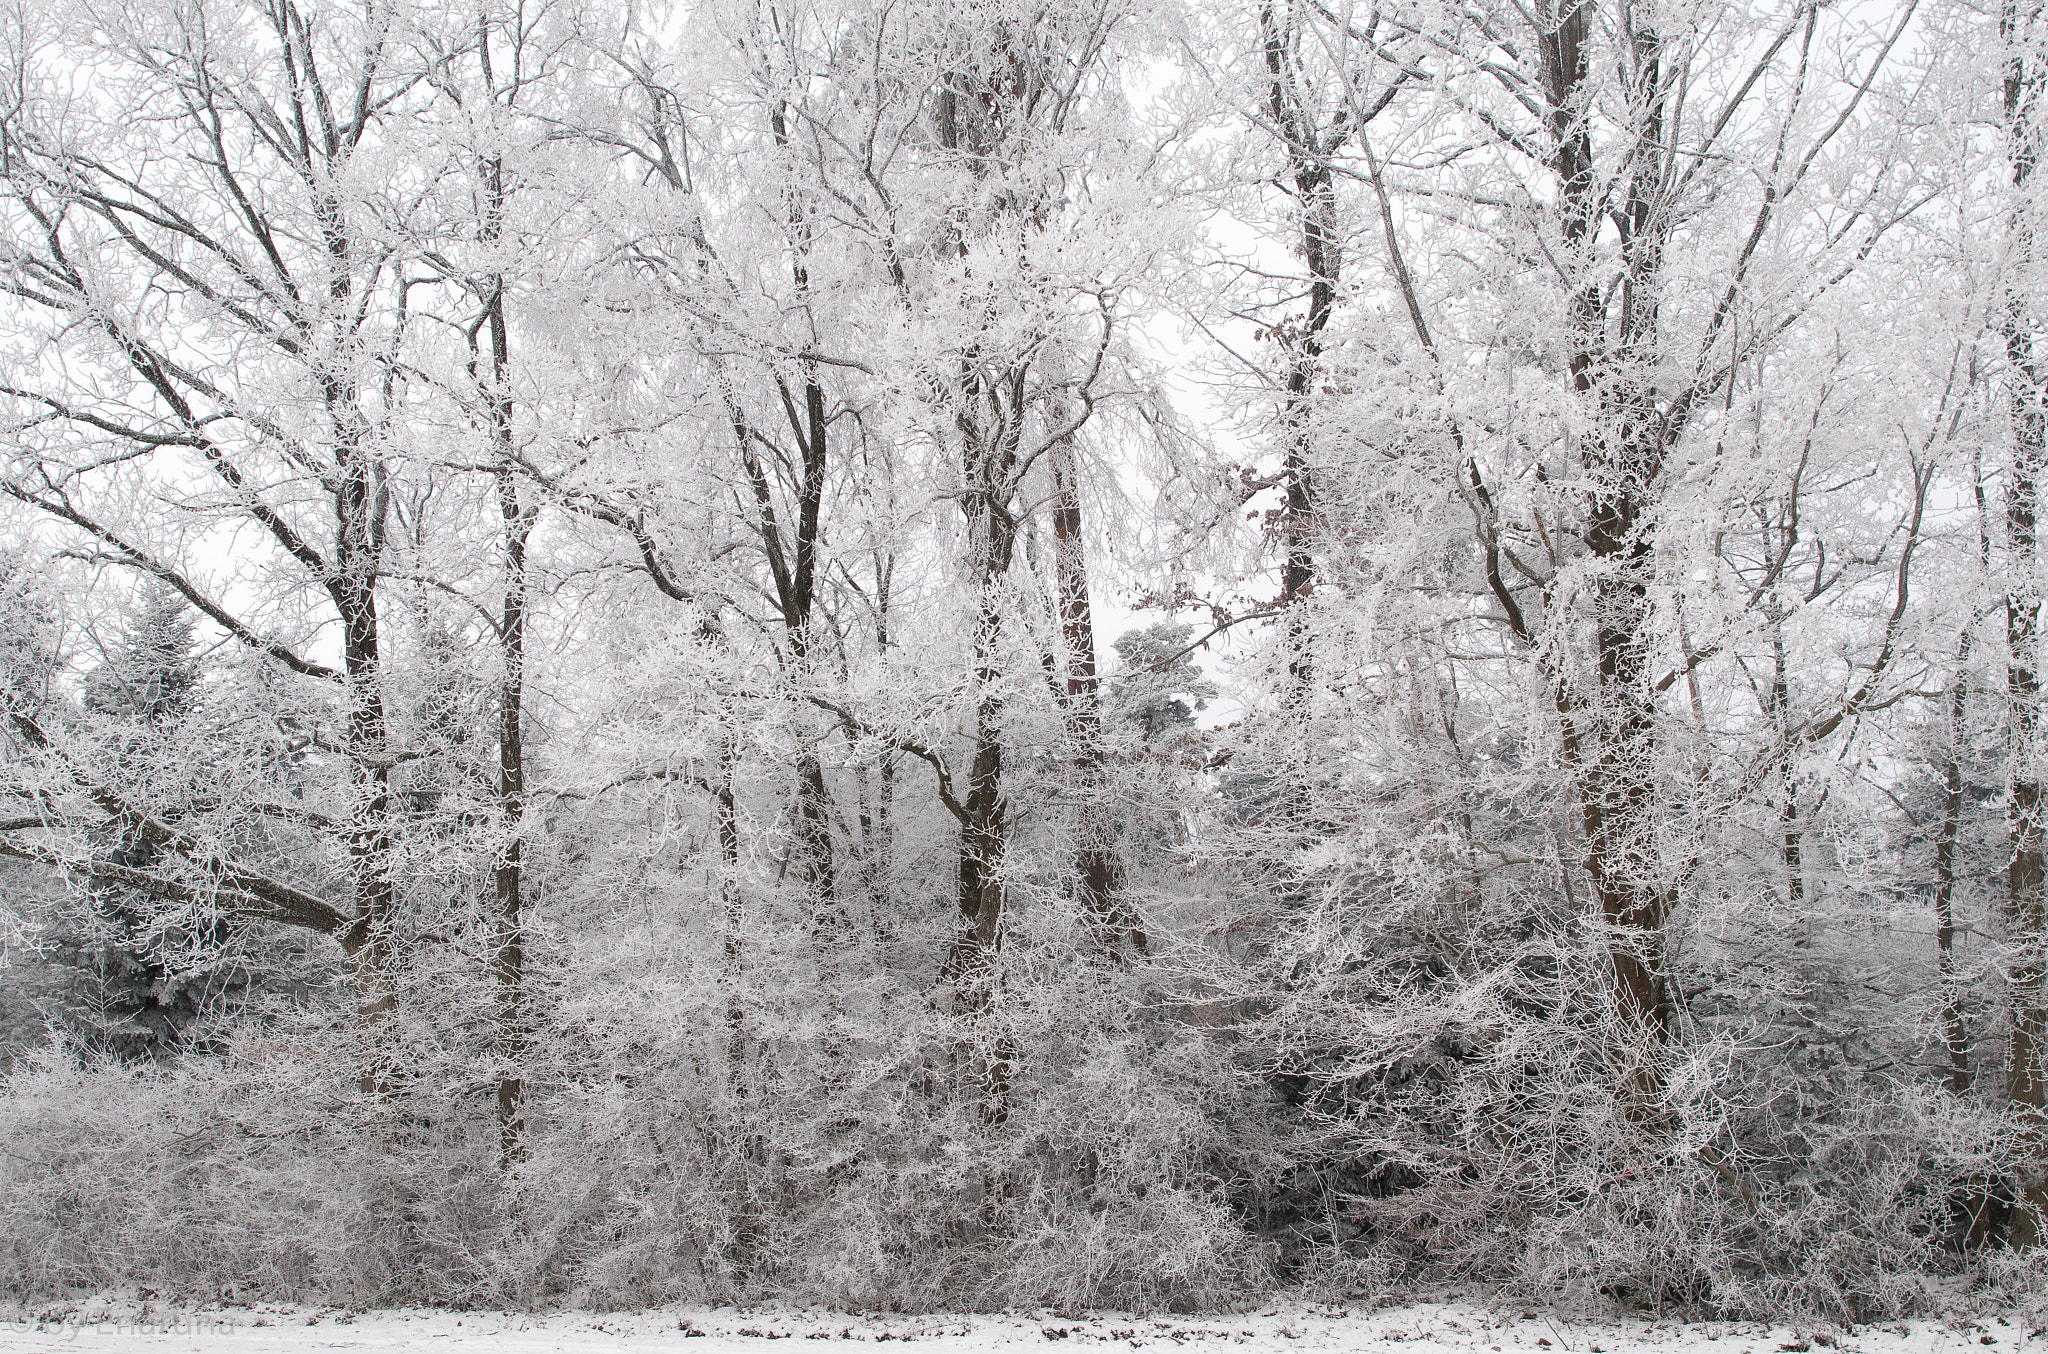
[0,905,2034,1322]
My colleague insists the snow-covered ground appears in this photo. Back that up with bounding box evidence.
[0,1300,2032,1354]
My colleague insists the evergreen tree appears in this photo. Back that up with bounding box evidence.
[0,548,56,721]
[82,589,196,723]
[55,587,235,1058]
[1109,623,1217,743]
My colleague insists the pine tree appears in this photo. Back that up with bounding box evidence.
[55,587,235,1058]
[1110,623,1217,744]
[82,588,196,724]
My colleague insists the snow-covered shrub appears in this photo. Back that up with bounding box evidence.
[0,1044,368,1302]
[1187,610,2026,1323]
[0,901,1275,1312]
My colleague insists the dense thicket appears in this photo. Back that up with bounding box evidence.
[0,0,2041,1323]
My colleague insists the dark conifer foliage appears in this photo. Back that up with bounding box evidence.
[52,590,247,1057]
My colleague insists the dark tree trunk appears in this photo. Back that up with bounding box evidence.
[858,553,898,937]
[2005,0,2048,1247]
[931,68,1033,1129]
[491,456,529,1165]
[765,100,841,939]
[1259,2,1340,704]
[1048,434,1142,952]
[1937,653,1973,1096]
[330,288,397,1099]
[337,567,397,1095]
[1541,0,1680,1120]
[946,398,1023,1128]
[472,33,532,1161]
[714,726,761,1266]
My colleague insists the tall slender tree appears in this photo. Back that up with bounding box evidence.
[2001,0,2048,1247]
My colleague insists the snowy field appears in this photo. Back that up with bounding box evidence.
[0,1301,2032,1354]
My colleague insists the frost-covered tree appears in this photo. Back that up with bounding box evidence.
[1111,623,1217,744]
[53,588,240,1058]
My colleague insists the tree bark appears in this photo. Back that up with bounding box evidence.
[766,100,840,940]
[1259,2,1340,703]
[1544,0,1678,1119]
[1937,654,1973,1096]
[2005,0,2048,1248]
[947,399,1022,1126]
[324,171,399,1099]
[1048,432,1142,953]
[470,22,533,1162]
[929,62,1052,1126]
